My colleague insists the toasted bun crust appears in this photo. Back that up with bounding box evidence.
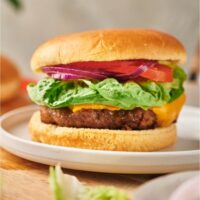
[31,29,186,72]
[29,111,177,152]
[0,55,21,102]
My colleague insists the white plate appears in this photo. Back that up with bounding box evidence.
[0,105,199,174]
[133,171,199,200]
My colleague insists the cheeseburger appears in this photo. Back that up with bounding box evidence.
[27,29,186,151]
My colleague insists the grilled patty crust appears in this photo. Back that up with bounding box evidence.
[40,106,157,130]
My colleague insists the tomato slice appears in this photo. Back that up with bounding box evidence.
[56,60,173,82]
[21,78,37,91]
[69,60,139,73]
[140,64,173,82]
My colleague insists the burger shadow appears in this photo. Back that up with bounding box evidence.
[160,137,200,152]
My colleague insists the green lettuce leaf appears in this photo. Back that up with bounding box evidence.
[27,66,186,109]
[49,166,83,200]
[49,166,64,200]
[167,65,187,102]
[49,165,129,200]
[81,186,129,200]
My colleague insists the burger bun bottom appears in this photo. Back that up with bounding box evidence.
[29,111,176,152]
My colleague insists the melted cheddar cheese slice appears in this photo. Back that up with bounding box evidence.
[71,104,120,112]
[71,94,185,127]
[152,93,186,127]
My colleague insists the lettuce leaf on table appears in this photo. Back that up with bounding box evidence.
[49,165,129,200]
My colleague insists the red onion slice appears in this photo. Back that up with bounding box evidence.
[43,67,107,80]
[47,72,85,80]
[115,61,156,81]
[43,60,157,81]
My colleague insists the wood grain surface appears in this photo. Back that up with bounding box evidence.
[0,91,158,200]
[0,149,159,200]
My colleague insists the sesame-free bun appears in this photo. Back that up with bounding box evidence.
[0,55,21,102]
[29,111,176,152]
[31,29,186,72]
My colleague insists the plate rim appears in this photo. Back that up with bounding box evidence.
[0,105,200,157]
[133,170,199,199]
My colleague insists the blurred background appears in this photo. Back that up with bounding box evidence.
[1,0,199,109]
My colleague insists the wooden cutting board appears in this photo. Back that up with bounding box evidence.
[0,148,158,200]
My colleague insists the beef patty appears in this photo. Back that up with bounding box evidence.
[40,106,157,130]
